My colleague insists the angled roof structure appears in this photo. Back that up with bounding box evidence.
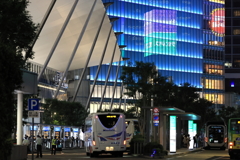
[27,0,122,72]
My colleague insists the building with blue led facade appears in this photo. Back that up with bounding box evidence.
[25,0,225,113]
[81,0,225,112]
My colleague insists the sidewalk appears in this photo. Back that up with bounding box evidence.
[166,147,203,158]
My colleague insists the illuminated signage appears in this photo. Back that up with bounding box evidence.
[55,127,61,132]
[144,9,177,57]
[30,126,38,131]
[188,120,194,150]
[209,0,224,4]
[170,116,176,153]
[73,128,79,132]
[153,107,159,126]
[209,8,225,37]
[107,115,116,118]
[43,126,50,131]
[64,128,70,132]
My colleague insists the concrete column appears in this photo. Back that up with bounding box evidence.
[17,91,23,145]
[159,112,167,150]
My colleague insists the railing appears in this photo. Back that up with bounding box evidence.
[131,142,144,155]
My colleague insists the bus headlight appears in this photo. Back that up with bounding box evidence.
[93,141,96,146]
[123,140,126,145]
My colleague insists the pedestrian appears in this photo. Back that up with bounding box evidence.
[35,135,43,158]
[186,134,191,149]
[71,136,75,147]
[22,136,30,153]
[193,134,199,148]
[76,137,79,147]
[57,137,64,154]
[51,136,57,155]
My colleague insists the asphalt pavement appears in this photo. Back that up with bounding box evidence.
[26,147,203,160]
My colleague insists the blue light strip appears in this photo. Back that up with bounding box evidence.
[121,32,203,44]
[119,49,203,59]
[108,14,201,29]
[118,0,203,14]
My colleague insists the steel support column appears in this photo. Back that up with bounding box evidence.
[37,0,78,82]
[85,22,114,110]
[98,32,123,110]
[54,0,97,98]
[72,3,112,102]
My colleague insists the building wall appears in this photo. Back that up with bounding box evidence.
[85,0,225,113]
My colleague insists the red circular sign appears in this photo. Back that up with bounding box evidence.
[209,8,225,36]
[153,107,159,113]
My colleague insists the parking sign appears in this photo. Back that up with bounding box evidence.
[28,99,39,110]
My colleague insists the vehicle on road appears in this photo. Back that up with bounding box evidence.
[203,120,227,150]
[84,113,126,157]
[125,119,140,150]
[228,118,240,159]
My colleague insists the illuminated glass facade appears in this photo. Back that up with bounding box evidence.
[88,0,225,112]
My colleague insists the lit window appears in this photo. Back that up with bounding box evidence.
[234,10,240,17]
[233,29,240,35]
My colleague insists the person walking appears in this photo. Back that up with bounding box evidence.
[35,135,43,158]
[51,136,57,155]
[186,134,191,149]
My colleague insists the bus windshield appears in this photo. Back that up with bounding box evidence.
[208,126,224,143]
[98,114,120,128]
[230,119,240,133]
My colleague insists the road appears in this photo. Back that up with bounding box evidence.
[27,148,237,160]
[165,149,232,160]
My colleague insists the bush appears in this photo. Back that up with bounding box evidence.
[143,142,164,155]
[129,134,144,154]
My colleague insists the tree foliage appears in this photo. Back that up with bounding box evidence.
[42,99,88,126]
[0,0,38,159]
[119,61,217,135]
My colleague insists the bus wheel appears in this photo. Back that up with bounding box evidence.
[90,152,98,158]
[118,152,123,157]
[229,154,234,159]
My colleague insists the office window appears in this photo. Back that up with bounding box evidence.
[234,10,240,16]
[233,29,240,35]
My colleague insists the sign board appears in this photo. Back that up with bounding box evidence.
[170,116,176,153]
[153,107,159,126]
[28,99,39,110]
[188,120,194,150]
[28,111,39,118]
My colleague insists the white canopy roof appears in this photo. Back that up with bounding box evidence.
[27,0,121,71]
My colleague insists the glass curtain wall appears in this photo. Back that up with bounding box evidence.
[88,0,225,112]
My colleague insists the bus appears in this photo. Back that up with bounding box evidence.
[84,113,126,157]
[125,119,140,150]
[228,118,240,159]
[203,121,227,150]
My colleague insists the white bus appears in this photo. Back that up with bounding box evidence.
[84,113,126,157]
[125,119,140,150]
[203,121,227,150]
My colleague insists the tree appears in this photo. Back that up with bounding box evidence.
[0,0,37,159]
[119,61,175,135]
[120,61,216,136]
[42,99,88,126]
[217,105,240,123]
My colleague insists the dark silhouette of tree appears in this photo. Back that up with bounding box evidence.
[42,99,88,126]
[0,0,38,159]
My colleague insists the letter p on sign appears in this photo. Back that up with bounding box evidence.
[28,99,39,110]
